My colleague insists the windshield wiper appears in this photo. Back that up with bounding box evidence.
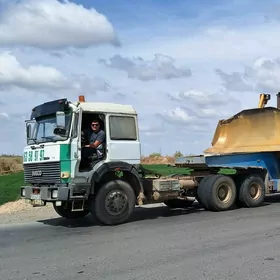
[41,136,54,140]
[29,138,38,144]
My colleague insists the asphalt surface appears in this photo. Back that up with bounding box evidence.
[1,197,280,280]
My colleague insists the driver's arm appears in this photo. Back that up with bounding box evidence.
[89,140,101,149]
[86,131,105,149]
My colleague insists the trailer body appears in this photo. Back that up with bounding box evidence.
[176,152,280,186]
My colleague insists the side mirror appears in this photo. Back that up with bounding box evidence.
[26,124,32,139]
[25,120,36,144]
[53,127,67,136]
[56,111,66,128]
[54,111,67,136]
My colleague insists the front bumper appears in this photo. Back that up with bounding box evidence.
[20,183,91,202]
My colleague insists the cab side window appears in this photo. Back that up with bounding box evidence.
[71,112,79,138]
[109,116,137,140]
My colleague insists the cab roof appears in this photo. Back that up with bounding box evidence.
[76,101,137,115]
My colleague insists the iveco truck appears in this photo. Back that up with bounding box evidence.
[20,94,270,225]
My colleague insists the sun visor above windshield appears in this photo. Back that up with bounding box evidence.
[30,98,69,119]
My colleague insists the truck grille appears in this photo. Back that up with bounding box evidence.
[24,162,61,184]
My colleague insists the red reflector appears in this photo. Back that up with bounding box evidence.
[33,188,40,194]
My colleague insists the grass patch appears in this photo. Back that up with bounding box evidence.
[142,164,191,176]
[0,172,24,206]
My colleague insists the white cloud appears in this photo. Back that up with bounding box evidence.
[216,57,280,93]
[98,53,192,81]
[168,89,238,107]
[126,23,280,66]
[166,89,241,120]
[162,107,194,124]
[0,51,69,90]
[0,0,119,49]
[70,74,112,95]
[0,112,9,119]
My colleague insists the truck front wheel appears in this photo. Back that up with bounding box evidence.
[91,180,136,225]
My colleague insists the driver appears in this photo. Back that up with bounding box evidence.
[83,119,105,160]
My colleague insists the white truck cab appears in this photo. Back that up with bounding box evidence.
[21,96,146,224]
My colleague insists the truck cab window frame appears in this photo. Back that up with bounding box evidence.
[109,115,137,141]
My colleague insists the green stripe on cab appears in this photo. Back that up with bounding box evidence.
[60,144,71,183]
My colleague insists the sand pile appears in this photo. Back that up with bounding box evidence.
[141,156,175,165]
[0,199,53,215]
[0,199,33,214]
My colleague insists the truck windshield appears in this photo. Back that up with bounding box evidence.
[28,113,72,144]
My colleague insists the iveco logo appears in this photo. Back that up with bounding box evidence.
[31,170,42,177]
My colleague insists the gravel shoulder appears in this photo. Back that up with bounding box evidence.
[0,200,59,225]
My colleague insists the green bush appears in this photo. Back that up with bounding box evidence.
[174,151,183,158]
[149,152,161,157]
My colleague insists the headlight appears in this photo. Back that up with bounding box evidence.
[61,172,70,178]
[51,190,58,199]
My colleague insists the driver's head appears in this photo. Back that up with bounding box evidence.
[91,119,100,132]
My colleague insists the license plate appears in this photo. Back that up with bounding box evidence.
[31,194,41,200]
[30,199,45,207]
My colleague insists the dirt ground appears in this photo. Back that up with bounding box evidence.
[0,200,59,225]
[140,156,175,164]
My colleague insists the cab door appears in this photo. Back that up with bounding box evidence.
[70,107,83,176]
[106,114,141,165]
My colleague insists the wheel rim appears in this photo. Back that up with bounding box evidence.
[217,183,232,203]
[249,183,262,200]
[105,190,128,216]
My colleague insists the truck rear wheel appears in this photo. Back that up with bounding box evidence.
[164,199,194,208]
[203,174,237,211]
[91,180,136,225]
[238,175,265,208]
[196,175,212,209]
[53,203,89,219]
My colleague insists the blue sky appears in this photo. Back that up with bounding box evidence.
[1,0,280,156]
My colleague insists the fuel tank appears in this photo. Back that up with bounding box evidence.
[204,106,280,155]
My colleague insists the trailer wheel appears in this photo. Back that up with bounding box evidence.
[204,175,237,211]
[196,175,213,209]
[91,180,136,225]
[53,203,89,219]
[238,175,265,208]
[164,199,194,208]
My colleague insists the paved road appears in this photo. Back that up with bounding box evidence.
[1,197,280,280]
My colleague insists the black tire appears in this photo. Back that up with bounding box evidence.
[91,180,136,225]
[164,199,194,208]
[204,174,237,211]
[196,175,213,209]
[238,175,265,208]
[53,203,89,219]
